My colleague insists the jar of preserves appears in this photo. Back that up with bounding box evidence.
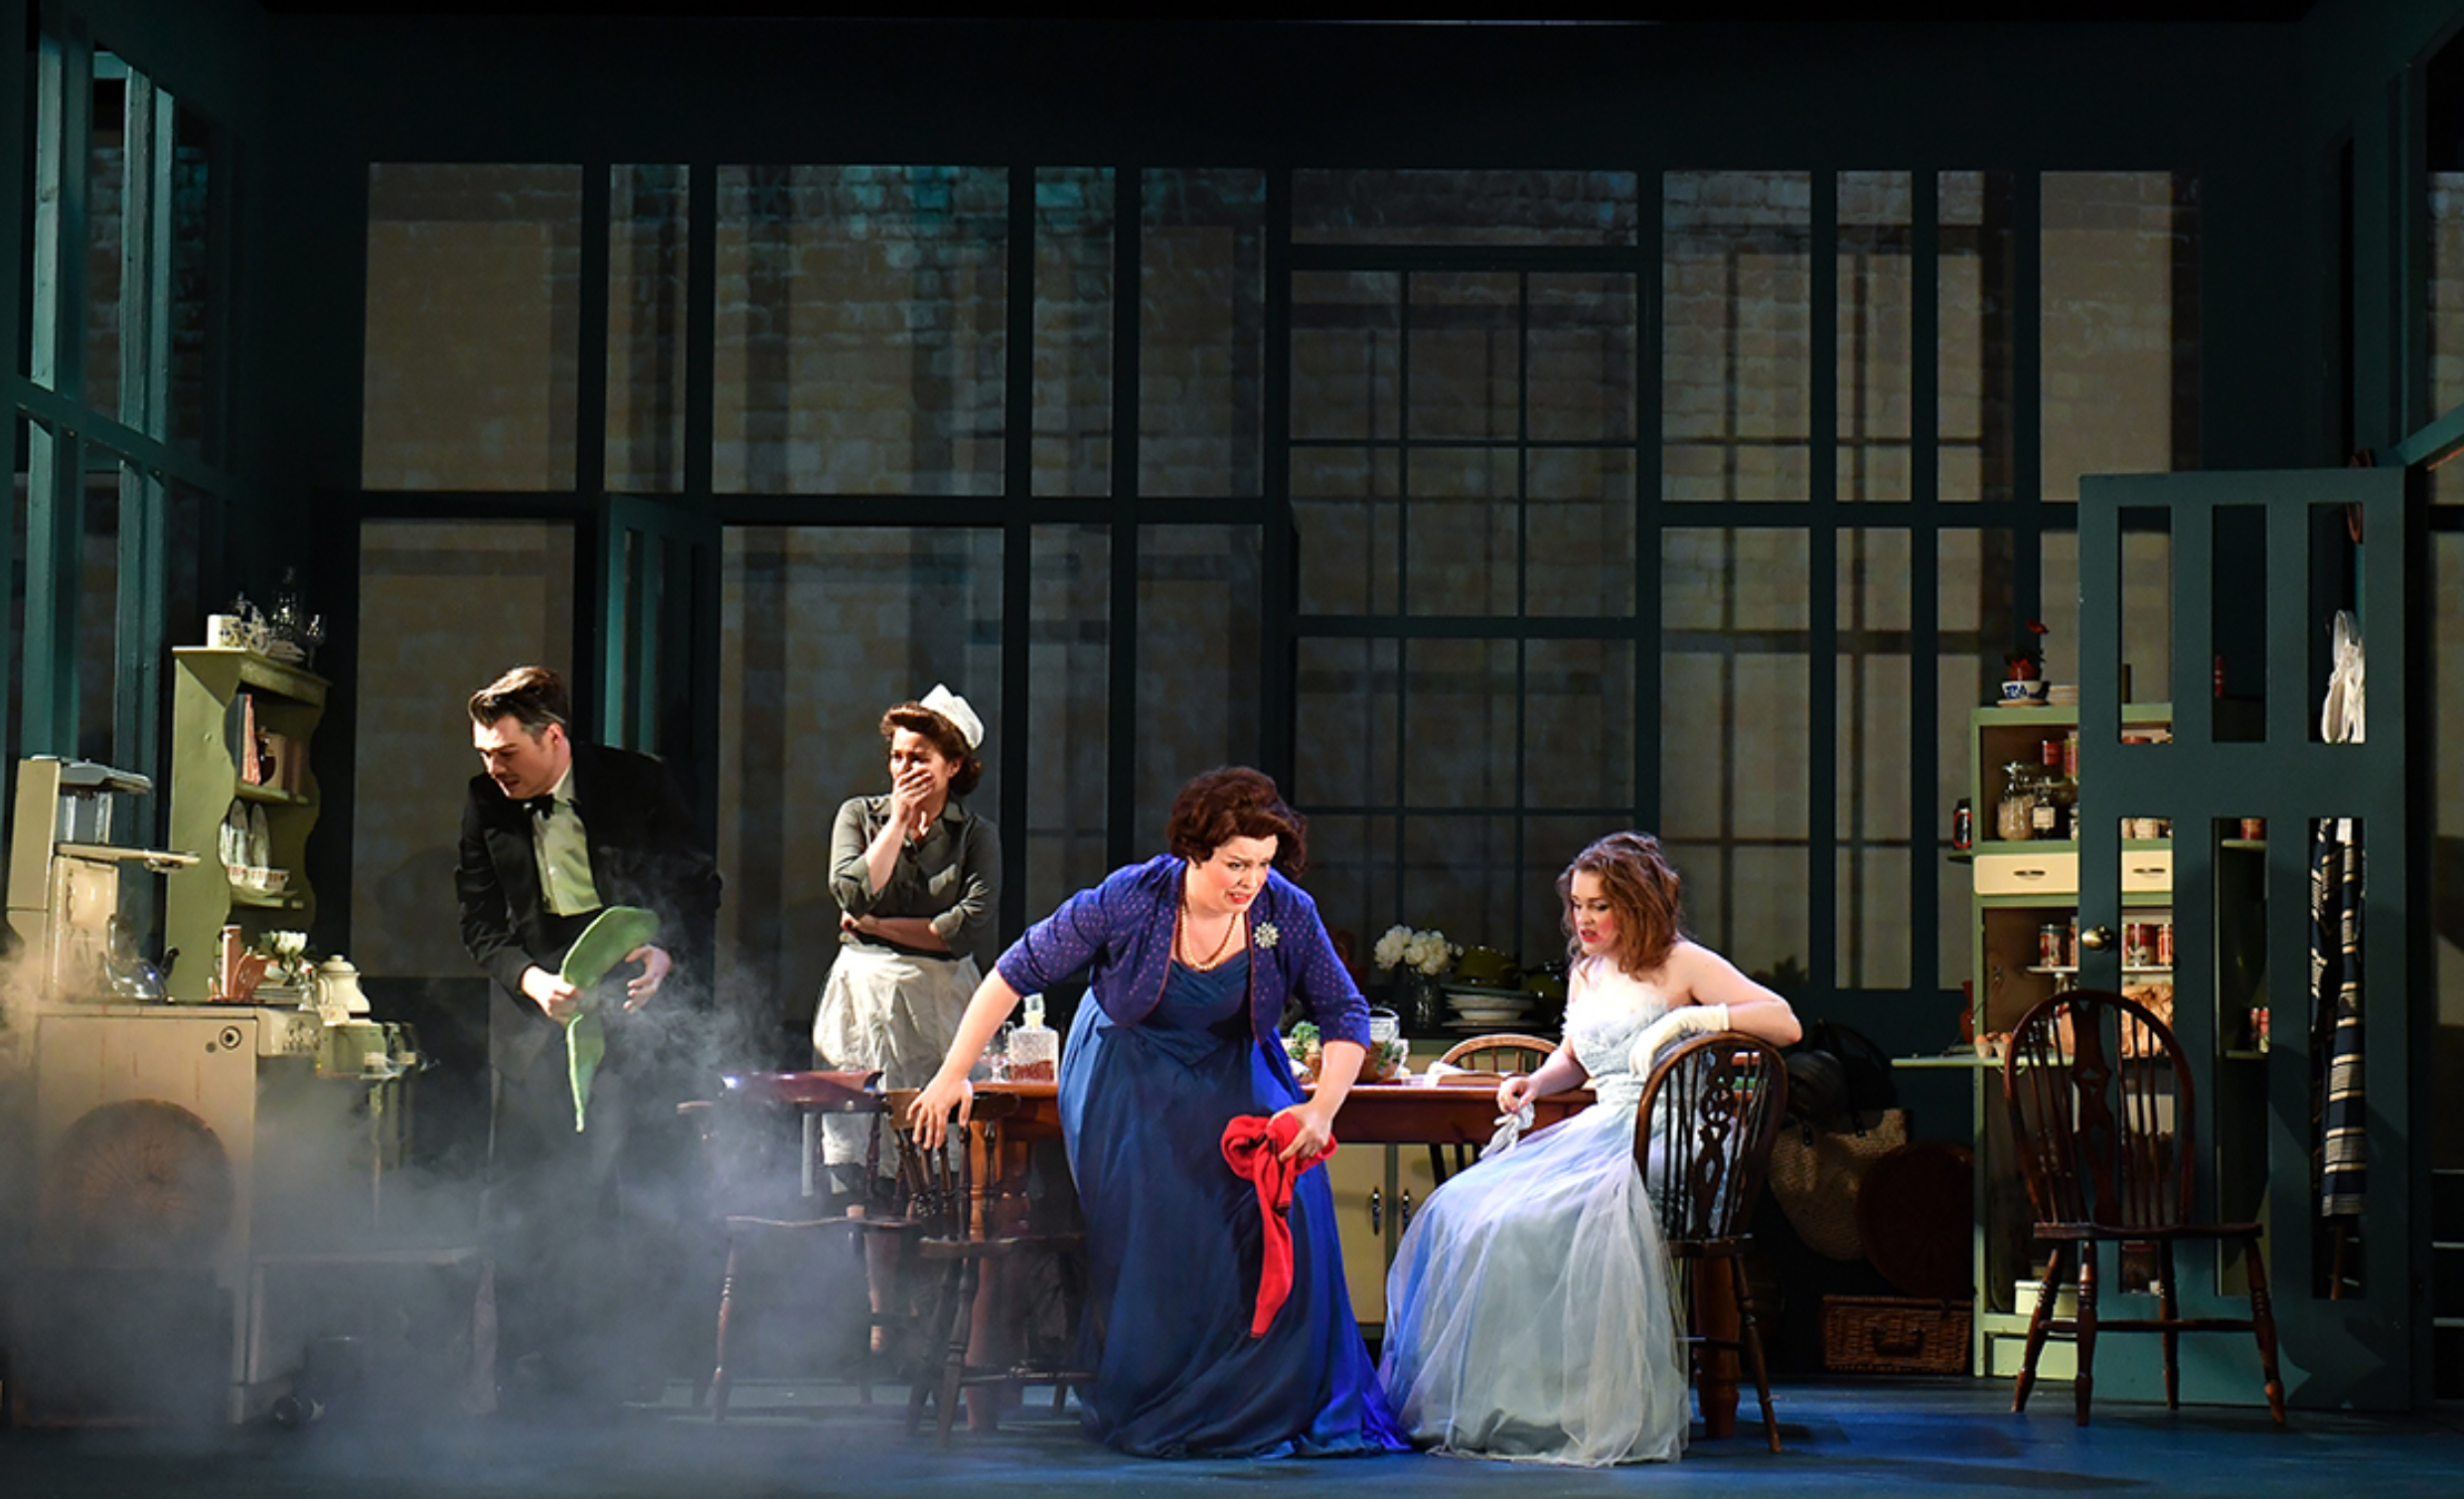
[1997,762,2040,841]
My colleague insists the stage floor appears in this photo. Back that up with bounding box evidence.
[6,1377,2461,1497]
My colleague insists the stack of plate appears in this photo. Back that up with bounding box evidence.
[1446,984,1536,1033]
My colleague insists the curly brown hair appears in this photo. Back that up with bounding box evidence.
[1557,831,1685,975]
[881,702,985,797]
[1166,767,1308,875]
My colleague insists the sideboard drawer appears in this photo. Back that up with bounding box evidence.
[1974,851,2079,895]
[2120,849,2174,893]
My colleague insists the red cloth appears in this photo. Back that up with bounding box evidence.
[1219,1113,1337,1337]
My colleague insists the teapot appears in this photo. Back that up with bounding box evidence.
[105,916,168,1001]
[313,956,371,1025]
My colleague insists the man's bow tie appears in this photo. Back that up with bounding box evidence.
[523,794,559,820]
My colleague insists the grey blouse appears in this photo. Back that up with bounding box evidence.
[827,795,1000,958]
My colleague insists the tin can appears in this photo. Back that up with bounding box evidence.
[2123,922,2154,968]
[2040,923,2067,969]
[2156,920,2174,968]
[1952,799,1973,850]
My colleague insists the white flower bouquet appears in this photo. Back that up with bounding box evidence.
[1373,924,1458,977]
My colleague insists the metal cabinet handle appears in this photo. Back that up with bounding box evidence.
[1368,1186,1382,1235]
[1399,1188,1414,1230]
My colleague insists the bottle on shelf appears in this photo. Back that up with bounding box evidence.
[2031,739,2064,837]
[1997,761,2040,841]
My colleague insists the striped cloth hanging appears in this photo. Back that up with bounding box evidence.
[2309,818,2366,1219]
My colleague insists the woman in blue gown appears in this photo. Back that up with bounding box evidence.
[907,767,1405,1458]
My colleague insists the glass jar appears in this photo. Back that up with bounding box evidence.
[1996,762,2040,841]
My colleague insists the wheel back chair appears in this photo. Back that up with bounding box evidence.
[885,1088,1092,1442]
[677,1069,899,1422]
[1634,1032,1790,1452]
[1999,989,2286,1426]
[1426,1033,1558,1187]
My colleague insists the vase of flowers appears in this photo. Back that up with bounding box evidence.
[1374,923,1458,1035]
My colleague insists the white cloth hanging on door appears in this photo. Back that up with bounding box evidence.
[2321,609,2364,745]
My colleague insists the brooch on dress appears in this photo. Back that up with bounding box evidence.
[1254,922,1280,950]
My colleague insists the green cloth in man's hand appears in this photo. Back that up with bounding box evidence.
[564,1009,606,1132]
[556,906,661,1131]
[560,905,662,989]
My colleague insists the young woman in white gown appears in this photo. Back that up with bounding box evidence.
[1378,831,1802,1464]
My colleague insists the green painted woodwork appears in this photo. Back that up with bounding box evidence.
[2077,468,2418,1411]
[596,494,720,838]
[1952,465,2421,1411]
[1958,699,2185,1384]
[164,647,326,1001]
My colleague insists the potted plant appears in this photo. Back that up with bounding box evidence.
[2003,620,2051,703]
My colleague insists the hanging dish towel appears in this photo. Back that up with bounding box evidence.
[556,905,662,1132]
[1219,1114,1337,1336]
[2314,610,2367,1219]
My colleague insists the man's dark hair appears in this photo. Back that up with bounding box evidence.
[468,666,570,737]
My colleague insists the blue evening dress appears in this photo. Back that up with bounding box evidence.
[1058,952,1408,1458]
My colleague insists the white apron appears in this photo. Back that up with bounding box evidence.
[811,944,980,1171]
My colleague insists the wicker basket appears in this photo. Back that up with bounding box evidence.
[1821,1295,1972,1375]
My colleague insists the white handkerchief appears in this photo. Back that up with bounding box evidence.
[1482,1103,1536,1159]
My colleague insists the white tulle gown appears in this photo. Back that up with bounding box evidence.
[1378,958,1689,1465]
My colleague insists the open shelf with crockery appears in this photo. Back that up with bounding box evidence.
[166,648,328,999]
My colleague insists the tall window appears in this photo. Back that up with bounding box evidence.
[344,160,2203,1063]
[13,33,230,859]
[1290,170,1642,970]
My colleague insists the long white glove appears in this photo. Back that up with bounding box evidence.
[1626,1002,1732,1076]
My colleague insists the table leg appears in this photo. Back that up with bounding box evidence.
[1692,1261,1740,1438]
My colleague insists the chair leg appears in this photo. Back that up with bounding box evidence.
[849,1227,873,1408]
[2157,1240,2181,1410]
[2241,1232,2288,1427]
[710,1238,741,1424]
[936,1259,980,1445]
[2074,1242,2100,1427]
[1728,1256,1781,1453]
[906,1259,958,1438]
[2013,1243,2068,1415]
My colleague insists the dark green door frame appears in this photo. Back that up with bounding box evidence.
[2078,466,2421,1411]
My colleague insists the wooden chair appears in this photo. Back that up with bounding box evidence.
[2000,989,2287,1427]
[1426,1033,1557,1185]
[676,1070,889,1422]
[1634,1032,1789,1452]
[885,1089,1091,1442]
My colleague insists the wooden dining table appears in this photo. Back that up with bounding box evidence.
[947,1077,1743,1439]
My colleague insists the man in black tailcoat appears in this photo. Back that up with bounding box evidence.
[456,666,719,1412]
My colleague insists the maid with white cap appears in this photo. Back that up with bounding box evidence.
[812,683,999,1200]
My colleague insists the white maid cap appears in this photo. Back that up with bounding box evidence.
[918,683,985,750]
